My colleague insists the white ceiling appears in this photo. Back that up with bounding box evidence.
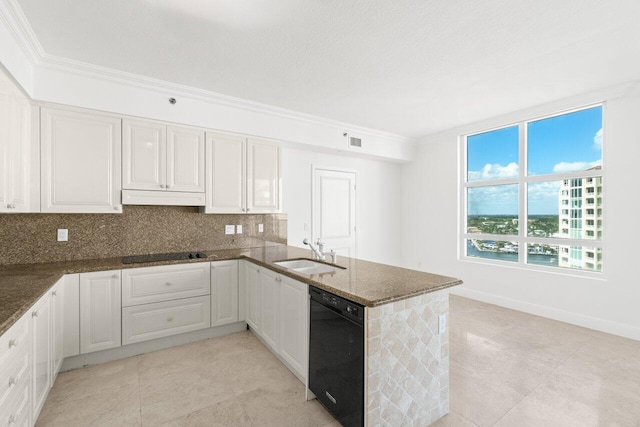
[15,0,640,139]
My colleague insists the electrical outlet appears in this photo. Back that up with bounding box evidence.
[438,314,447,334]
[258,224,264,233]
[57,229,68,242]
[225,225,235,235]
[236,225,243,234]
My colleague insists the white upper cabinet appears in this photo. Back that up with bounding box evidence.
[246,138,281,213]
[0,69,36,213]
[123,119,204,196]
[123,119,166,191]
[41,107,122,213]
[167,126,205,192]
[205,133,281,214]
[205,132,245,213]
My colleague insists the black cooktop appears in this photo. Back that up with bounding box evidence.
[121,251,208,264]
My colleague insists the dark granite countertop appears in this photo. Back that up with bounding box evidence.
[0,245,462,336]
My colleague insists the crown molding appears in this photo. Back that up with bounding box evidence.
[0,0,45,63]
[0,0,415,147]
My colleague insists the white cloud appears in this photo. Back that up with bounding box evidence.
[552,160,601,173]
[468,162,518,181]
[593,128,603,150]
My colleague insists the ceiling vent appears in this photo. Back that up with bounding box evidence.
[349,136,362,148]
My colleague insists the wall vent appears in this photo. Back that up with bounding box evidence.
[349,136,362,148]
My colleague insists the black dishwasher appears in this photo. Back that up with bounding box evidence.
[308,286,364,427]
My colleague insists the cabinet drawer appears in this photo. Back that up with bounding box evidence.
[0,313,30,376]
[122,263,211,307]
[0,346,29,413]
[1,378,30,427]
[122,296,211,345]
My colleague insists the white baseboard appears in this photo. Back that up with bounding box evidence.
[450,287,640,342]
[61,322,247,372]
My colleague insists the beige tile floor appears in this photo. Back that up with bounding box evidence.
[37,295,640,426]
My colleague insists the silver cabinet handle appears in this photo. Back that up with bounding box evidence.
[52,291,57,296]
[165,282,172,286]
[32,311,38,318]
[8,377,17,387]
[112,274,119,279]
[166,184,172,189]
[8,339,18,348]
[8,415,16,425]
[167,317,173,322]
[114,206,120,211]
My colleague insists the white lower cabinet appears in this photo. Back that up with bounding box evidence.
[121,263,211,345]
[50,279,65,379]
[1,274,78,426]
[80,270,122,354]
[122,296,210,345]
[245,262,262,333]
[0,311,31,426]
[122,263,211,307]
[31,292,52,420]
[62,274,80,359]
[210,260,239,327]
[242,261,309,382]
[278,276,309,380]
[260,268,280,350]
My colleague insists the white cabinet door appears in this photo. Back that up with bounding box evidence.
[62,274,80,358]
[279,276,308,381]
[167,126,205,193]
[41,107,122,213]
[204,132,245,213]
[210,260,239,327]
[80,270,121,354]
[122,119,166,191]
[50,279,64,379]
[31,292,51,420]
[260,268,279,350]
[0,69,33,213]
[245,262,262,332]
[246,138,281,213]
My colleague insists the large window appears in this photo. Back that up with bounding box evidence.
[461,105,603,273]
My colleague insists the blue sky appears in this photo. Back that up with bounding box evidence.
[467,106,602,215]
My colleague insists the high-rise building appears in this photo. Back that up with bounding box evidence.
[557,168,603,271]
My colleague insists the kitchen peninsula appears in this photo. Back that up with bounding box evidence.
[0,245,461,426]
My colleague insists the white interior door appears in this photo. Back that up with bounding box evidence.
[312,168,356,259]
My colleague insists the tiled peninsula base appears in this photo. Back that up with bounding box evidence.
[365,288,450,426]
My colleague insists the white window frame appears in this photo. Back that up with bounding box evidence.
[459,103,606,278]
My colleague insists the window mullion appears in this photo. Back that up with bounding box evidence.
[519,121,527,265]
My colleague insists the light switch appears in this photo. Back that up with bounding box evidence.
[225,225,235,235]
[236,225,243,234]
[57,229,68,242]
[438,314,447,334]
[258,224,264,233]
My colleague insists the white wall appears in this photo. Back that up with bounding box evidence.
[401,87,640,340]
[283,146,403,266]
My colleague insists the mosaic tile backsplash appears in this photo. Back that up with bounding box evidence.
[0,206,287,265]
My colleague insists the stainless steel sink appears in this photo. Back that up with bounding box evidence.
[274,259,340,275]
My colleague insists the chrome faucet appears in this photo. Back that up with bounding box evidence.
[303,238,325,261]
